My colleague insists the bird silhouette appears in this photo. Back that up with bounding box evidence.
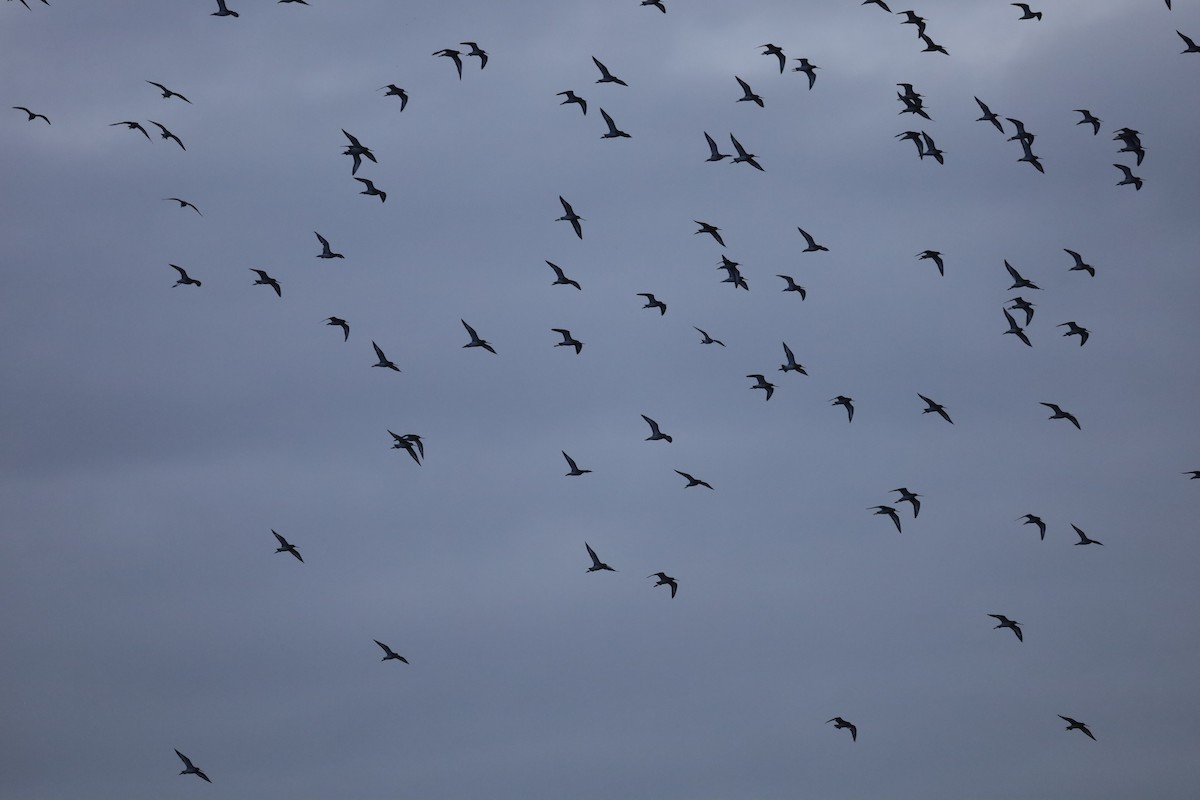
[974,97,1003,132]
[175,750,212,783]
[552,328,583,354]
[562,451,591,476]
[461,320,496,354]
[146,80,190,103]
[694,221,725,247]
[371,342,400,372]
[354,177,386,203]
[638,293,667,315]
[827,717,857,741]
[1074,109,1101,135]
[871,505,902,533]
[761,43,786,73]
[641,414,672,442]
[378,85,408,110]
[315,231,344,259]
[919,33,948,55]
[591,56,627,86]
[460,41,488,69]
[735,76,763,107]
[250,269,281,297]
[730,134,764,171]
[1008,297,1036,326]
[704,131,731,162]
[1179,30,1200,53]
[674,470,713,490]
[12,106,49,124]
[374,640,409,663]
[556,90,587,115]
[648,572,678,597]
[1113,163,1143,190]
[1059,715,1096,739]
[556,196,584,239]
[921,131,945,163]
[641,0,666,12]
[169,264,201,287]
[779,342,807,375]
[388,431,422,463]
[918,394,953,424]
[1004,308,1032,347]
[1005,261,1041,290]
[433,48,464,79]
[832,395,855,423]
[164,197,201,215]
[272,530,303,562]
[988,614,1023,641]
[916,250,944,275]
[599,108,630,139]
[891,488,921,517]
[545,260,581,290]
[110,120,151,139]
[1058,321,1089,346]
[694,327,725,346]
[747,374,776,401]
[585,541,616,572]
[1018,514,1047,540]
[148,120,185,150]
[863,0,891,10]
[1071,525,1103,546]
[1063,249,1095,276]
[1012,3,1042,20]
[326,317,349,341]
[341,129,376,175]
[1040,402,1080,429]
[777,275,807,299]
[792,58,820,88]
[212,0,238,17]
[897,11,927,37]
[797,227,828,252]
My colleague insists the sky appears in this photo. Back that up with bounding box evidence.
[2,0,1199,797]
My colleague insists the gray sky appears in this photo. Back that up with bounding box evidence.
[2,1,1199,797]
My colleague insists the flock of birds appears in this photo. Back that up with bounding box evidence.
[6,0,1198,793]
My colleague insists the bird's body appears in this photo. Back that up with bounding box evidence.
[1063,249,1095,276]
[377,84,408,111]
[974,97,1003,132]
[557,90,587,115]
[872,505,902,533]
[988,614,1023,641]
[146,81,191,103]
[148,120,185,150]
[592,56,627,86]
[272,530,303,562]
[1179,30,1200,53]
[917,250,944,275]
[832,395,855,423]
[354,177,386,203]
[1005,261,1040,290]
[892,488,921,517]
[374,639,409,663]
[341,129,376,176]
[1019,514,1047,540]
[1071,525,1103,546]
[704,131,731,162]
[326,317,349,341]
[797,227,828,252]
[212,0,238,16]
[1012,3,1043,20]
[1074,109,1101,135]
[1114,163,1143,190]
[919,33,948,55]
[111,120,151,139]
[1008,296,1036,326]
[372,342,400,371]
[918,394,953,424]
[675,470,713,490]
[638,293,667,315]
[552,328,583,354]
[461,320,496,354]
[777,274,807,299]
[599,108,630,138]
[434,48,464,79]
[585,541,615,572]
[730,134,764,170]
[546,260,581,290]
[648,572,678,597]
[175,750,212,783]
[779,342,807,375]
[169,264,201,287]
[641,414,672,443]
[1041,402,1080,429]
[562,451,591,476]
[461,41,488,69]
[1058,321,1090,346]
[694,327,725,346]
[827,717,857,741]
[747,374,776,401]
[250,268,281,297]
[761,43,786,73]
[556,196,584,239]
[165,197,201,215]
[1004,308,1032,347]
[792,58,820,89]
[388,431,422,463]
[1059,715,1096,739]
[315,231,344,259]
[694,221,725,247]
[735,76,764,107]
[12,106,50,124]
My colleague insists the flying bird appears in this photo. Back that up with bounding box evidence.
[1179,30,1200,53]
[897,11,927,37]
[674,470,713,490]
[747,374,776,401]
[591,56,628,86]
[863,0,891,10]
[704,131,731,161]
[917,250,944,275]
[1058,321,1090,346]
[110,120,151,139]
[388,431,422,463]
[974,97,1003,132]
[1012,3,1043,20]
[694,221,725,247]
[148,120,185,150]
[777,274,806,299]
[341,129,376,175]
[552,328,583,354]
[792,58,820,89]
[648,572,678,598]
[212,0,238,16]
[1004,308,1032,347]
[919,33,948,55]
[599,108,630,138]
[12,106,49,124]
[378,85,408,111]
[1183,470,1200,480]
[827,717,857,742]
[556,196,584,239]
[920,131,945,164]
[433,48,464,79]
[730,134,764,170]
[871,505,902,533]
[164,197,201,215]
[1063,249,1095,276]
[585,541,616,572]
[175,750,211,783]
[272,530,303,562]
[641,0,666,13]
[891,487,921,517]
[371,341,400,371]
[988,614,1023,641]
[146,80,191,103]
[641,414,672,443]
[556,90,587,115]
[1019,514,1047,540]
[735,76,764,107]
[1005,260,1041,290]
[832,395,855,423]
[638,293,667,315]
[250,268,281,297]
[1040,402,1080,429]
[1008,296,1036,326]
[374,640,409,663]
[918,394,953,424]
[761,43,786,73]
[545,260,581,290]
[797,227,828,252]
[354,177,387,203]
[169,264,201,287]
[1074,109,1101,135]
[461,320,496,353]
[326,317,349,341]
[779,342,807,375]
[315,231,344,259]
[460,41,488,69]
[1058,715,1096,739]
[1113,163,1143,190]
[562,451,591,476]
[694,327,725,346]
[1070,525,1103,546]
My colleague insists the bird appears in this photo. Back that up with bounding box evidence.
[1012,3,1043,20]
[1063,249,1095,276]
[747,374,775,401]
[1017,137,1045,173]
[599,108,630,139]
[735,76,764,107]
[918,394,953,424]
[1182,470,1200,479]
[110,120,151,139]
[12,106,49,124]
[730,134,763,171]
[562,451,591,476]
[373,640,409,663]
[832,395,855,423]
[916,250,944,276]
[648,572,678,597]
[891,488,921,517]
[169,264,201,287]
[377,84,409,111]
[988,614,1023,641]
[1008,296,1036,326]
[272,530,303,562]
[871,505,902,533]
[863,0,891,10]
[675,470,713,490]
[371,342,400,372]
[461,320,496,353]
[792,58,820,89]
[148,120,185,150]
[315,231,344,259]
[146,80,190,103]
[1019,514,1047,540]
[897,10,927,37]
[1179,30,1200,53]
[777,274,807,299]
[1058,321,1090,346]
[545,260,581,290]
[433,48,464,79]
[1040,402,1080,429]
[717,256,748,291]
[354,177,386,203]
[638,293,667,315]
[250,268,281,297]
[761,43,786,73]
[1005,261,1041,290]
[278,1,308,4]
[585,541,616,572]
[779,342,807,375]
[1113,163,1143,190]
[694,221,725,247]
[919,33,949,55]
[797,227,828,252]
[1113,129,1146,165]
[827,717,857,742]
[556,90,587,115]
[387,431,422,463]
[641,0,666,12]
[1058,715,1096,739]
[974,97,1003,132]
[460,41,488,69]
[341,129,376,175]
[326,317,349,341]
[1070,525,1103,546]
[591,56,627,86]
[1074,109,1101,135]
[694,327,725,346]
[1006,117,1035,145]
[703,132,732,162]
[920,131,945,164]
[552,328,583,354]
[164,197,201,215]
[896,130,925,157]
[175,750,212,783]
[1004,308,1032,347]
[556,196,584,239]
[641,414,672,443]
[212,0,238,16]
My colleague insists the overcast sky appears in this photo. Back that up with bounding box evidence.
[2,1,1199,798]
